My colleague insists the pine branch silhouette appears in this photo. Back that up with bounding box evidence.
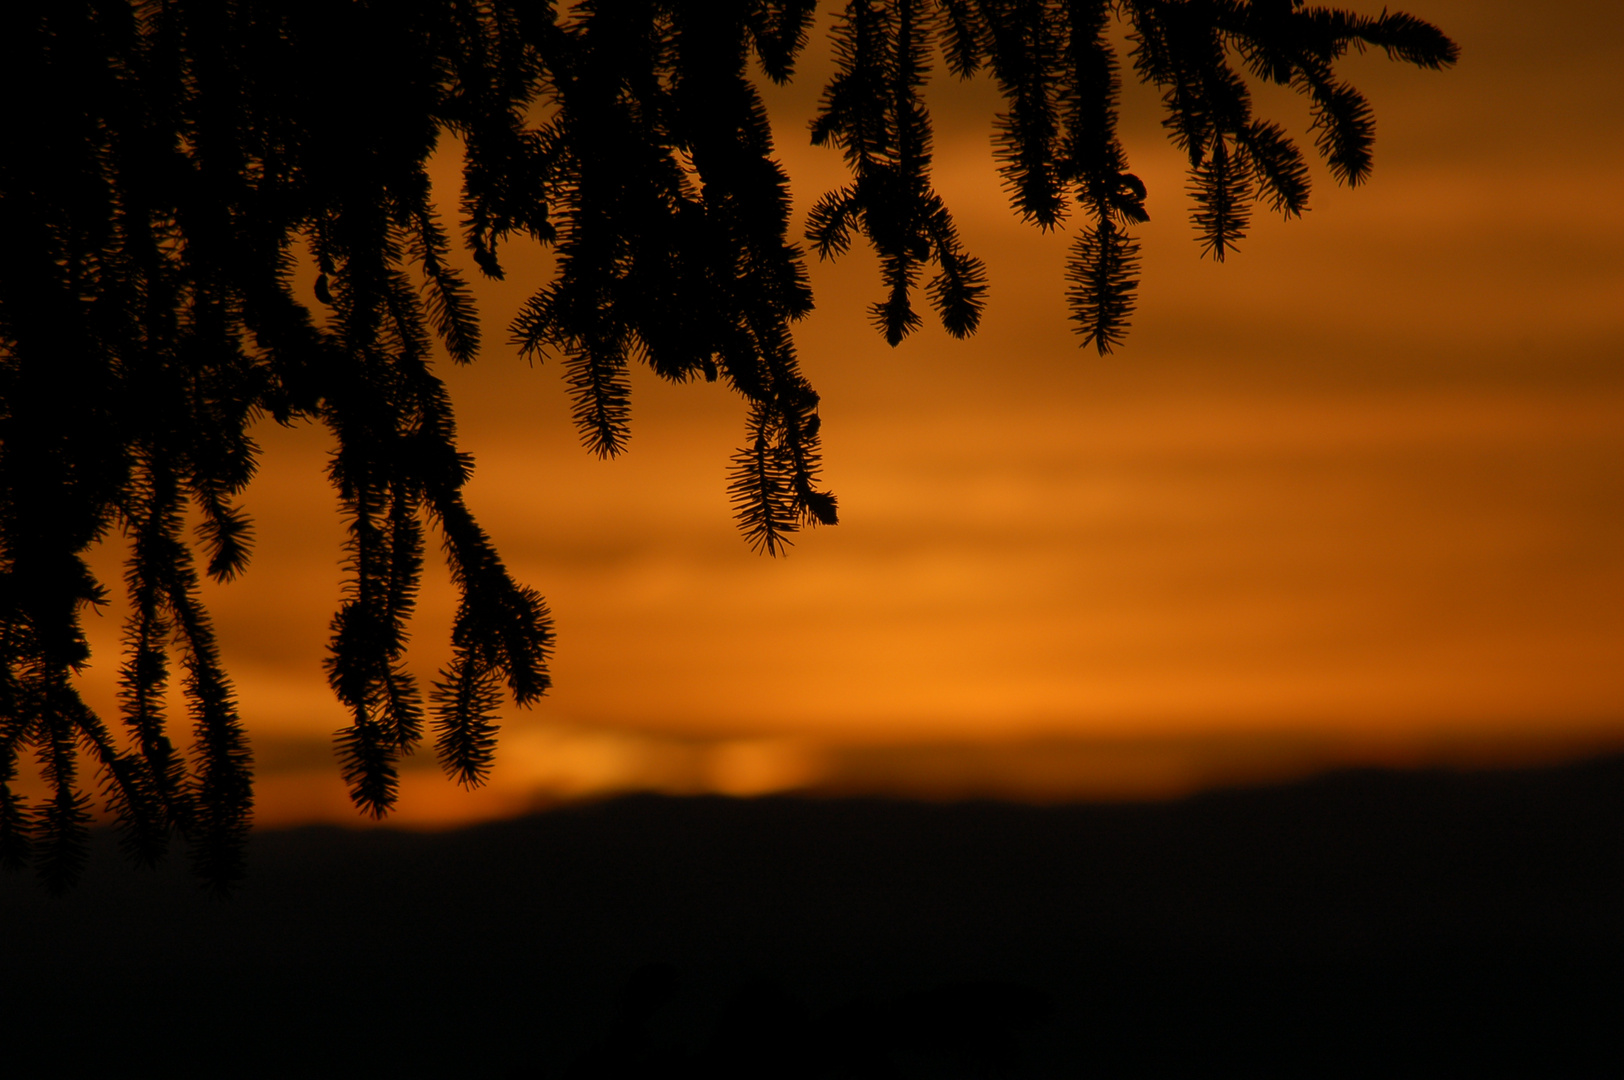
[0,0,1455,887]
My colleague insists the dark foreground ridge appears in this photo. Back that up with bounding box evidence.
[5,752,1624,1076]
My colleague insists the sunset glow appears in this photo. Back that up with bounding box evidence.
[61,0,1624,825]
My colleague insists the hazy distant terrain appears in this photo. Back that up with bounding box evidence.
[5,754,1624,1076]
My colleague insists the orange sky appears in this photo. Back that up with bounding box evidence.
[67,0,1624,824]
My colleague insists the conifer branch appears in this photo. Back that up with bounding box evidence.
[1237,119,1311,218]
[0,667,35,870]
[1066,219,1140,354]
[0,0,1455,885]
[36,689,91,893]
[1191,135,1253,260]
[981,0,1068,227]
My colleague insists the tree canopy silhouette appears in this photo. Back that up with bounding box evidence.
[0,0,1456,887]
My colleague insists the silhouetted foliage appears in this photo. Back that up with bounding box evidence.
[0,0,1455,886]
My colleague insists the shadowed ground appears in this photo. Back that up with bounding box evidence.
[4,753,1623,1076]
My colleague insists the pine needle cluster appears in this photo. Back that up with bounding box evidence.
[805,0,1455,353]
[0,0,1453,887]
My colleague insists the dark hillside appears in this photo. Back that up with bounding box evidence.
[5,754,1624,1075]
